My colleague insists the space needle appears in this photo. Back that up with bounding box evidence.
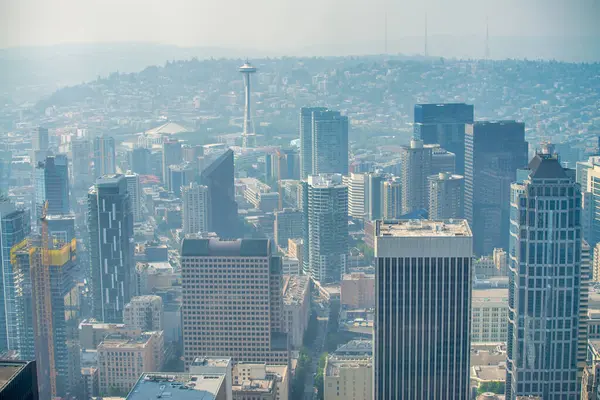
[239,61,257,149]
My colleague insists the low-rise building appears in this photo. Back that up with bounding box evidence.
[97,332,164,396]
[340,273,375,309]
[79,319,141,350]
[232,363,288,400]
[135,261,176,294]
[282,275,310,349]
[125,373,228,400]
[323,355,372,400]
[471,288,508,343]
[124,295,163,332]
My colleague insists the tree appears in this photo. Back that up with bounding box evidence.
[477,381,505,395]
[314,352,328,400]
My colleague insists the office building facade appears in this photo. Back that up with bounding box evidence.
[88,175,134,322]
[182,182,210,235]
[34,154,70,219]
[413,103,474,174]
[162,139,182,186]
[0,202,30,354]
[199,149,238,239]
[300,107,327,179]
[123,295,163,332]
[383,177,402,219]
[180,238,288,367]
[506,154,588,399]
[374,219,473,399]
[302,174,348,283]
[465,121,528,255]
[125,172,143,222]
[274,208,303,249]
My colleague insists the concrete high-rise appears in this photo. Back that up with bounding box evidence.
[366,173,385,221]
[400,139,432,214]
[300,107,327,179]
[240,62,257,149]
[0,202,30,354]
[506,154,588,399]
[88,175,134,322]
[585,163,600,246]
[344,173,367,219]
[181,182,209,235]
[123,295,163,332]
[0,150,11,197]
[125,172,143,222]
[302,174,348,283]
[93,135,116,178]
[71,138,92,193]
[374,219,473,400]
[428,172,464,219]
[383,177,402,219]
[162,139,182,187]
[465,121,528,255]
[180,238,288,366]
[199,149,238,239]
[413,103,474,174]
[34,154,70,219]
[33,127,49,152]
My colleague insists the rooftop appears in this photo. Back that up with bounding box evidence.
[0,361,27,392]
[471,364,506,382]
[307,174,344,188]
[325,355,372,377]
[181,238,270,258]
[377,219,472,238]
[99,332,157,349]
[283,275,310,305]
[334,340,373,356]
[191,357,231,368]
[126,373,225,400]
[472,288,509,301]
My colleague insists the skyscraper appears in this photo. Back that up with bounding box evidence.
[366,173,385,221]
[400,139,432,214]
[465,121,528,255]
[344,173,367,219]
[88,175,134,323]
[0,202,30,354]
[180,238,288,367]
[413,103,474,174]
[181,182,209,235]
[125,172,143,222]
[312,109,349,176]
[383,177,402,220]
[168,163,194,196]
[93,135,116,178]
[34,154,70,219]
[506,154,588,399]
[374,219,473,399]
[32,127,49,153]
[199,149,238,239]
[428,172,464,219]
[300,107,327,179]
[0,150,12,197]
[129,147,151,175]
[585,162,600,246]
[302,174,348,283]
[71,138,92,193]
[19,237,80,400]
[274,208,303,248]
[162,139,182,186]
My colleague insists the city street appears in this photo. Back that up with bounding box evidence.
[303,298,329,400]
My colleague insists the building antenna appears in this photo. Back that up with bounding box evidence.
[424,12,429,57]
[384,9,388,55]
[485,16,490,59]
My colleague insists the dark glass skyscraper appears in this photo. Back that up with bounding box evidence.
[506,154,588,399]
[199,149,238,239]
[374,220,473,399]
[129,147,151,175]
[300,107,327,179]
[34,155,70,219]
[88,175,134,322]
[465,121,528,255]
[413,103,474,174]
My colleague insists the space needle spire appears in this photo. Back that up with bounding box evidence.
[239,61,257,149]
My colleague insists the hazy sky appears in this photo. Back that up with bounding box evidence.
[1,0,598,51]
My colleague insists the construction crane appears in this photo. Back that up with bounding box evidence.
[38,200,57,398]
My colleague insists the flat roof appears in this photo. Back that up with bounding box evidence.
[325,355,372,377]
[127,373,224,400]
[191,357,231,368]
[283,275,309,304]
[0,362,25,392]
[377,219,471,237]
[472,288,509,300]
